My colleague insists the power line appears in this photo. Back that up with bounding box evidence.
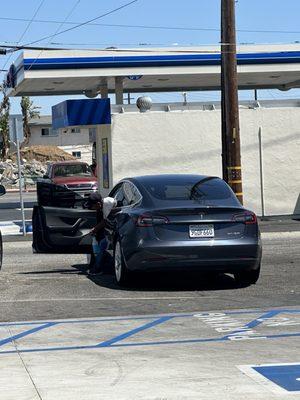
[25,0,81,72]
[1,16,300,35]
[0,44,71,52]
[0,43,250,54]
[23,0,139,46]
[1,0,46,72]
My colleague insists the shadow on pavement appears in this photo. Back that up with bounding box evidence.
[83,268,240,292]
[18,263,243,291]
[18,264,89,276]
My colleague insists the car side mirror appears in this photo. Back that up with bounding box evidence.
[0,185,6,196]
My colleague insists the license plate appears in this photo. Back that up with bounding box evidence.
[189,224,214,238]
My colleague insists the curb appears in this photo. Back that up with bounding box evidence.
[6,189,36,193]
[261,231,300,239]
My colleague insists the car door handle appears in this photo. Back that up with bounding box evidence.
[48,218,85,234]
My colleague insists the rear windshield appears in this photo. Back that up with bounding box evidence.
[143,177,239,206]
[54,164,93,177]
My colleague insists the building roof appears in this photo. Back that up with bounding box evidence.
[28,115,52,126]
[6,44,300,97]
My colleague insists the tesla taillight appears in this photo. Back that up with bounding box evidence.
[136,214,169,227]
[233,211,257,224]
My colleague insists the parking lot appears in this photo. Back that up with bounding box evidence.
[0,226,299,399]
[0,308,299,399]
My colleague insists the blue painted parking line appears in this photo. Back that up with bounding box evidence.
[0,309,298,354]
[242,310,280,329]
[221,310,280,340]
[0,314,188,328]
[98,316,173,347]
[0,331,299,355]
[2,308,294,328]
[0,322,57,347]
[0,331,300,355]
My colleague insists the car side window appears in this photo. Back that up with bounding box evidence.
[123,182,142,205]
[110,182,142,208]
[113,184,128,207]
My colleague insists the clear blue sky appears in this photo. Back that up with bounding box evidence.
[1,0,300,114]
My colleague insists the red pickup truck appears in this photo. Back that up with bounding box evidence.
[43,161,98,198]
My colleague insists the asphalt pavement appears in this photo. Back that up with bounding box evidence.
[0,191,36,222]
[1,231,299,322]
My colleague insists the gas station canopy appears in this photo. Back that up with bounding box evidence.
[6,44,300,97]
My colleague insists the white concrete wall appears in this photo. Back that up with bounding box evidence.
[110,106,300,216]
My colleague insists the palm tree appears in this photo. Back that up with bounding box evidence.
[0,83,10,160]
[21,96,40,147]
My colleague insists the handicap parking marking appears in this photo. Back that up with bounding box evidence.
[238,363,300,395]
[0,308,298,355]
[0,322,57,347]
[98,316,173,347]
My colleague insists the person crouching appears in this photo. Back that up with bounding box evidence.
[87,192,117,275]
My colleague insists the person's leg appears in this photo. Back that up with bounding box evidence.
[89,237,101,274]
[90,238,107,274]
[88,251,96,273]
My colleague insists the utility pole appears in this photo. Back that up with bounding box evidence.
[221,0,228,182]
[221,0,243,204]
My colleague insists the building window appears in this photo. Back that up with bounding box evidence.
[71,128,81,133]
[41,128,58,136]
[72,151,81,159]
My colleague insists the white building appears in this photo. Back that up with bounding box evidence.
[28,116,93,164]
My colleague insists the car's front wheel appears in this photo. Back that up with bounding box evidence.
[114,240,131,286]
[234,265,261,286]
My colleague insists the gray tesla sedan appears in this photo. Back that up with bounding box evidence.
[106,174,262,286]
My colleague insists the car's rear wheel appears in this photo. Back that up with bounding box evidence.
[114,240,131,286]
[234,265,261,286]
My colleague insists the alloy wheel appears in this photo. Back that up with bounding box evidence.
[114,241,122,282]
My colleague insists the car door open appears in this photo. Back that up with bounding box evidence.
[33,182,96,253]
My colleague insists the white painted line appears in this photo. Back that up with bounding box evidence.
[0,226,21,235]
[0,220,31,225]
[0,221,32,236]
[0,296,215,303]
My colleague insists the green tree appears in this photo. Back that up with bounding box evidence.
[20,96,40,147]
[0,83,10,160]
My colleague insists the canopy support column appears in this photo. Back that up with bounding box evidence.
[115,77,124,105]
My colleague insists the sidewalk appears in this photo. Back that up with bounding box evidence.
[258,217,300,233]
